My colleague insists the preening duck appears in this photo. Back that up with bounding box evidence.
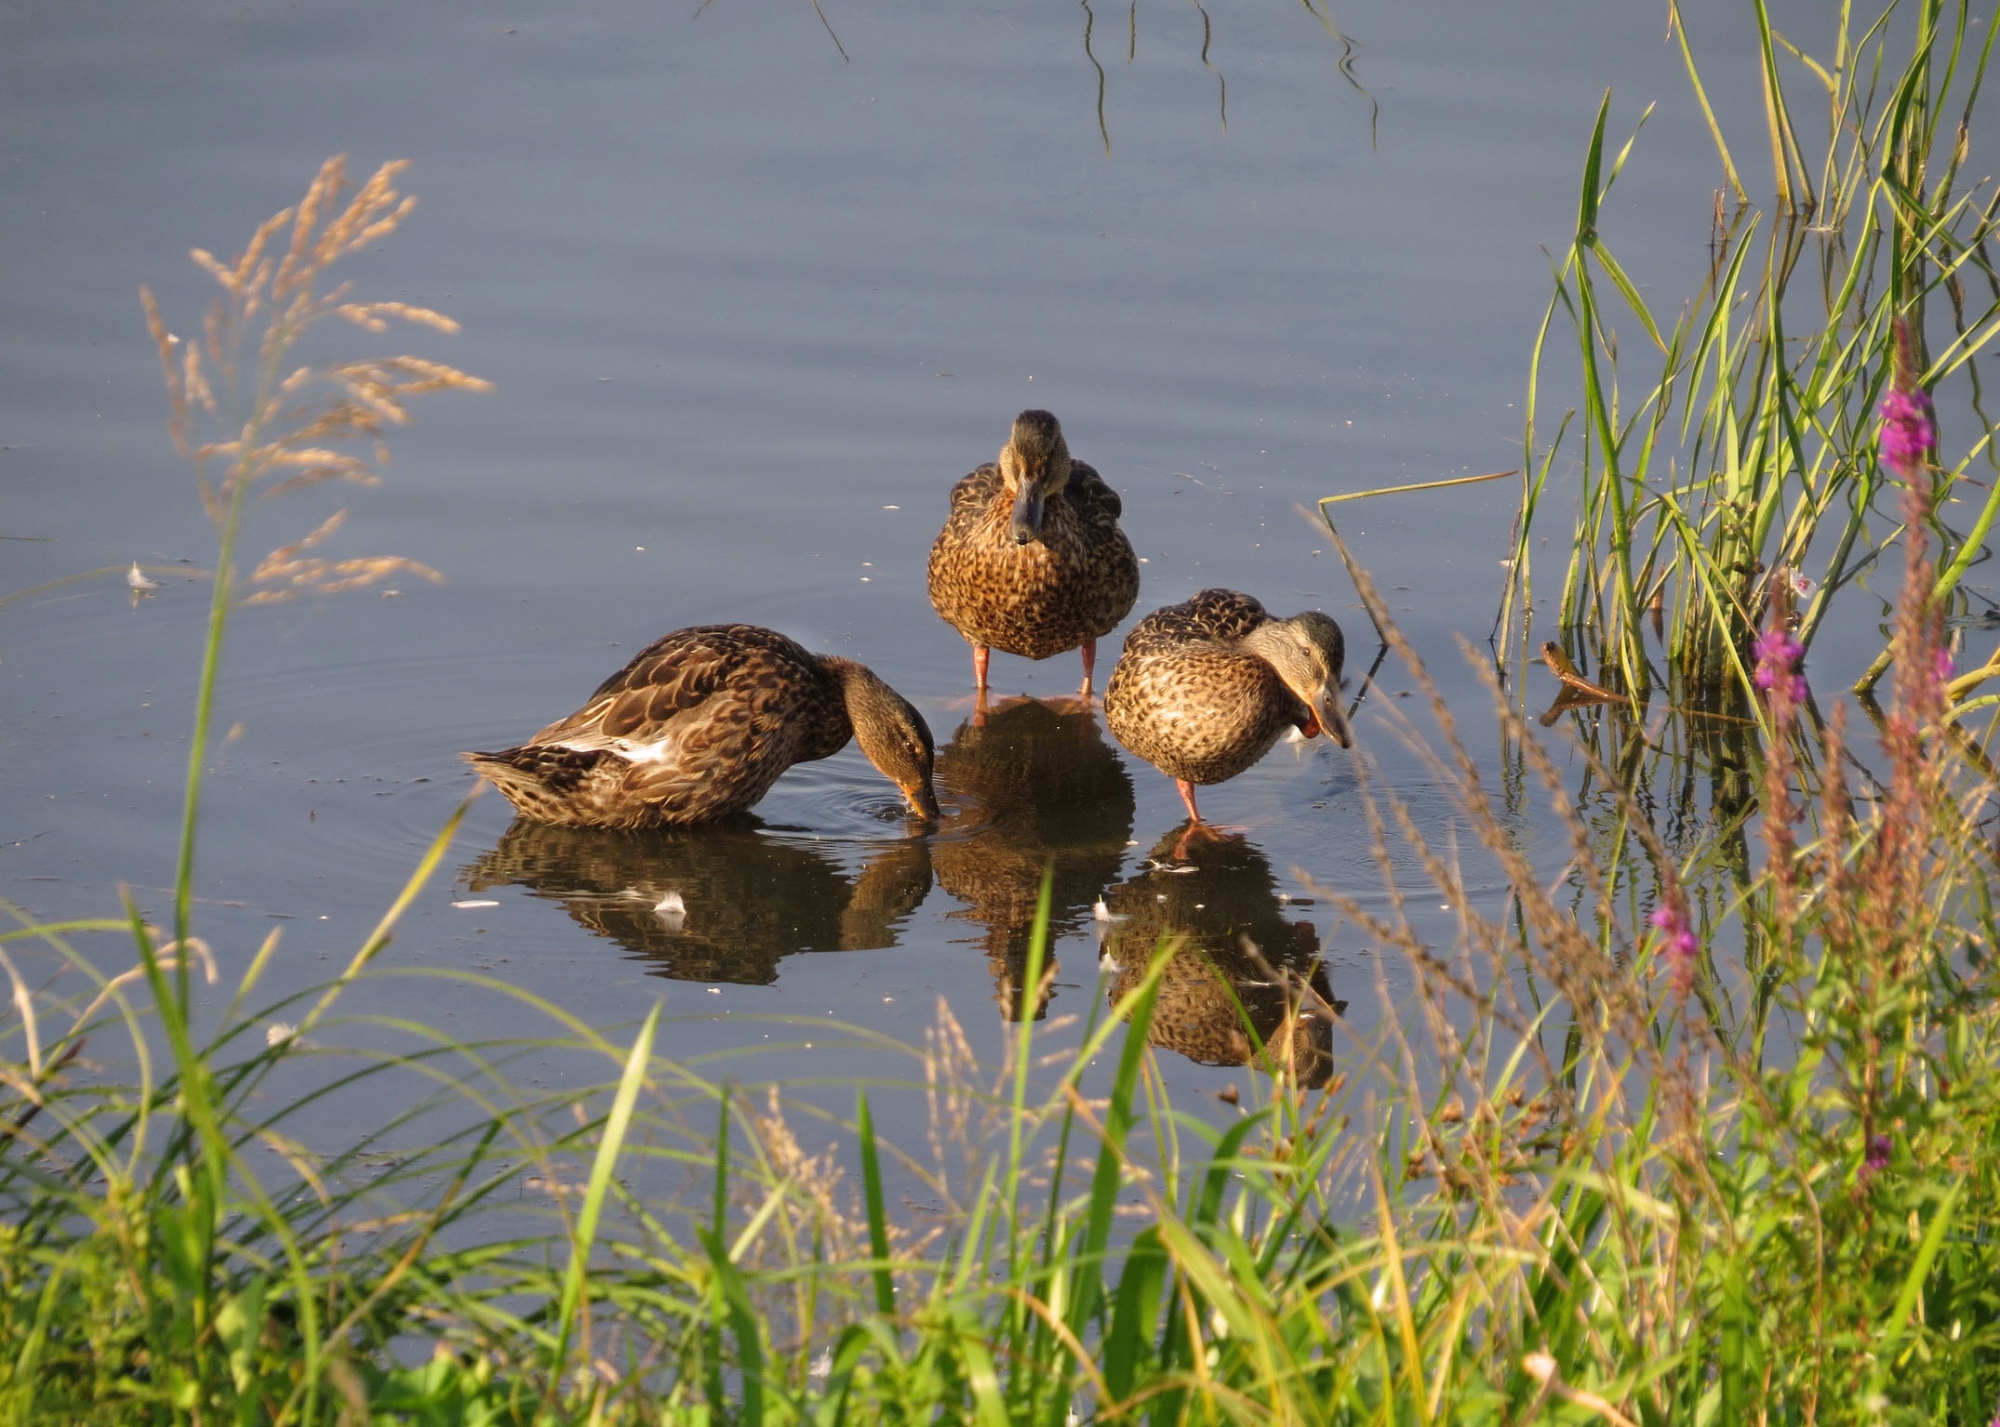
[1103,588,1351,825]
[926,409,1140,701]
[465,624,938,828]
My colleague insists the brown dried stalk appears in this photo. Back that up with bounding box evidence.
[141,155,489,603]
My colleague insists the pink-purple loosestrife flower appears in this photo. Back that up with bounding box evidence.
[1753,625,1808,703]
[1879,388,1936,479]
[1650,903,1699,991]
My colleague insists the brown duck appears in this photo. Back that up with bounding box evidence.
[464,624,939,828]
[1103,589,1351,825]
[927,410,1140,700]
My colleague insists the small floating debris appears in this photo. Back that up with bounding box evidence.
[1092,899,1127,923]
[654,890,687,931]
[452,899,498,909]
[127,562,162,591]
[706,986,722,995]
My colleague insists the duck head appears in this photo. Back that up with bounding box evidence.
[998,409,1072,546]
[831,659,942,822]
[1243,611,1352,749]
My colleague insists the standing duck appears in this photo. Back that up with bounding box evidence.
[465,624,939,828]
[927,410,1139,702]
[1104,589,1351,825]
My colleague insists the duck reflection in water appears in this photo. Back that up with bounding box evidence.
[462,818,931,985]
[931,697,1135,1020]
[1098,827,1342,1087]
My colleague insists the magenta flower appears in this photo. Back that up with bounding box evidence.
[1649,903,1699,989]
[1879,387,1935,479]
[1866,1134,1891,1170]
[1753,625,1808,703]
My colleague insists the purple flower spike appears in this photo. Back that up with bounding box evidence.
[1649,904,1698,962]
[1866,1134,1892,1171]
[1880,387,1936,479]
[1753,625,1809,703]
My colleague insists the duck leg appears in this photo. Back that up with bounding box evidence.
[972,643,991,694]
[1175,778,1203,824]
[1078,639,1098,702]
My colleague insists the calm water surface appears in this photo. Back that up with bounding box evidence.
[2,1,1821,1144]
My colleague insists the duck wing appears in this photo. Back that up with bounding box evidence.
[1121,589,1270,656]
[1063,459,1123,522]
[527,624,834,781]
[937,463,1006,542]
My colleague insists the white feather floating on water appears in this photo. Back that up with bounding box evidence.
[1092,899,1127,923]
[654,890,687,930]
[127,562,162,591]
[452,899,498,909]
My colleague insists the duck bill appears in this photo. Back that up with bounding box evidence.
[1009,483,1045,545]
[904,781,942,822]
[1303,692,1352,749]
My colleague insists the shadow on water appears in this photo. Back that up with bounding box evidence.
[461,818,932,984]
[1099,826,1343,1087]
[930,696,1136,1020]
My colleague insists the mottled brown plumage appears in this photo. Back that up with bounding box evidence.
[927,410,1139,698]
[464,624,938,828]
[1104,589,1352,824]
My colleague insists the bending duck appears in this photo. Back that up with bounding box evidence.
[927,409,1139,701]
[1103,589,1351,825]
[465,624,938,828]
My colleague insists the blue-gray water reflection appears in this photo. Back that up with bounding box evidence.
[933,695,1137,1019]
[465,818,933,984]
[1100,826,1344,1088]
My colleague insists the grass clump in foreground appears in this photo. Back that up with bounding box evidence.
[4,84,2000,1427]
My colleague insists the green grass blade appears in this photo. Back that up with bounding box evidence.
[549,999,659,1393]
[857,1089,897,1318]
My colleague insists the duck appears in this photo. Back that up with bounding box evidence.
[464,624,939,828]
[1103,588,1352,825]
[927,409,1140,702]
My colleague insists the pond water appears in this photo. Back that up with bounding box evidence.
[2,1,1842,1152]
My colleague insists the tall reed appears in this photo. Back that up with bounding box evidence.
[1502,0,2000,712]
